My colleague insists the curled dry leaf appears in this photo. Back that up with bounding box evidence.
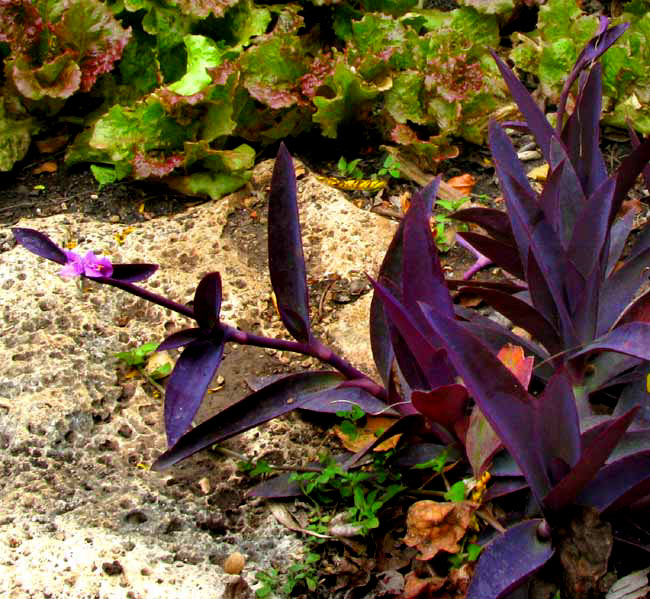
[403,571,447,599]
[333,415,400,453]
[447,173,476,196]
[497,344,534,389]
[404,500,475,560]
[32,161,58,174]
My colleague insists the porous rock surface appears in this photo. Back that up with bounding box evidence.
[0,160,396,598]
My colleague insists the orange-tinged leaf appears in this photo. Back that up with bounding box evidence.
[403,571,447,599]
[403,500,475,560]
[497,344,534,390]
[35,135,69,154]
[32,161,58,174]
[447,173,476,196]
[333,415,400,452]
[526,164,549,181]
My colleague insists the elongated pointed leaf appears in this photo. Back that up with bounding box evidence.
[447,279,526,292]
[490,51,556,162]
[109,263,158,282]
[450,207,514,245]
[418,302,552,502]
[371,278,455,389]
[153,371,345,470]
[456,231,524,280]
[538,159,566,236]
[12,227,67,264]
[460,286,561,354]
[193,272,222,329]
[164,333,225,447]
[607,211,635,277]
[268,143,311,343]
[572,322,650,362]
[544,407,639,512]
[299,385,391,415]
[157,328,203,351]
[613,136,650,219]
[577,452,650,513]
[483,478,529,502]
[403,177,453,320]
[568,177,615,278]
[560,64,608,196]
[627,121,650,194]
[466,405,503,476]
[467,520,554,599]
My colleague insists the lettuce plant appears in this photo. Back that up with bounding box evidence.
[11,18,650,597]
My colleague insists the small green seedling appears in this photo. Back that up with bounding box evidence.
[337,156,364,179]
[377,154,401,179]
[335,404,365,441]
[435,197,470,252]
[115,341,159,366]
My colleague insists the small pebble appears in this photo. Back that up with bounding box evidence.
[517,150,542,161]
[223,551,246,575]
[102,560,123,576]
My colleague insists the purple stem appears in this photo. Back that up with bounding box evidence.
[455,235,493,280]
[98,277,390,403]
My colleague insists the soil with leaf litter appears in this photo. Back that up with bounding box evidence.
[2,134,649,599]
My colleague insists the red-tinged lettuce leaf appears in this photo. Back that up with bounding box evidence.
[166,0,240,19]
[164,334,225,447]
[11,52,81,100]
[132,152,184,179]
[12,228,67,264]
[55,0,131,92]
[450,207,515,246]
[411,384,469,437]
[460,286,561,355]
[152,371,345,470]
[267,143,311,343]
[456,231,524,280]
[577,452,650,513]
[193,272,222,330]
[417,302,552,502]
[157,329,203,351]
[370,278,455,389]
[467,520,554,599]
[108,263,158,283]
[571,322,650,363]
[0,94,32,171]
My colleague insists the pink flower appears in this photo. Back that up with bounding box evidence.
[59,250,113,279]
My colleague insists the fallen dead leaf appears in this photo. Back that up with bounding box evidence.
[527,164,549,181]
[35,135,69,154]
[447,173,476,196]
[403,571,447,599]
[333,415,400,452]
[404,501,475,560]
[458,293,483,308]
[449,563,474,596]
[32,161,58,174]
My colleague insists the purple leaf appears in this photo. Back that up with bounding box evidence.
[418,302,552,502]
[411,384,469,437]
[12,227,67,264]
[627,120,650,194]
[164,334,225,447]
[299,385,392,415]
[613,136,650,219]
[370,278,455,389]
[544,407,639,512]
[459,286,561,355]
[560,64,608,196]
[572,322,650,362]
[490,51,557,162]
[193,272,222,330]
[157,328,203,351]
[577,452,650,513]
[450,207,515,245]
[467,520,554,599]
[483,478,529,502]
[109,263,158,282]
[607,210,635,276]
[248,471,303,498]
[456,231,524,280]
[556,19,629,134]
[403,177,454,319]
[568,176,615,278]
[152,371,344,470]
[446,279,526,292]
[268,143,311,343]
